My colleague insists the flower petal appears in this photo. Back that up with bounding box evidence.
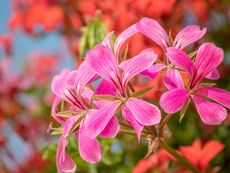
[166,47,193,75]
[200,140,224,170]
[191,43,224,87]
[99,116,120,138]
[195,87,230,109]
[120,49,157,87]
[51,68,70,99]
[102,31,114,49]
[51,96,65,124]
[63,116,80,137]
[173,25,207,50]
[136,17,169,49]
[86,45,121,88]
[78,127,102,163]
[74,61,96,98]
[140,63,165,79]
[205,68,220,80]
[114,24,138,58]
[164,69,184,90]
[56,137,76,173]
[179,139,202,166]
[160,89,190,113]
[84,101,121,139]
[192,95,227,125]
[125,98,161,126]
[122,104,143,141]
[95,79,117,95]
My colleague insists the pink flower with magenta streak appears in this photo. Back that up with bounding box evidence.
[51,62,120,173]
[160,43,230,125]
[136,17,207,79]
[85,25,161,141]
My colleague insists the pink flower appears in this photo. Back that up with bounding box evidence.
[160,43,230,125]
[51,62,120,173]
[136,17,207,79]
[136,17,207,51]
[85,25,161,141]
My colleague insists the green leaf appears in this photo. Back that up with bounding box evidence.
[131,86,153,97]
[79,20,108,57]
[179,98,191,122]
[42,143,57,160]
[79,27,89,57]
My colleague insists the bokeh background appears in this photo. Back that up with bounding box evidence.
[0,0,230,172]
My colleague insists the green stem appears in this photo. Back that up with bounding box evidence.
[159,113,171,133]
[119,120,149,134]
[119,129,148,137]
[160,140,200,173]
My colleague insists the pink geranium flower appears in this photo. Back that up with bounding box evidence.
[136,17,207,79]
[160,43,230,125]
[136,17,207,51]
[51,62,120,173]
[85,25,161,141]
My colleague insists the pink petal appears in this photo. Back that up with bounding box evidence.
[86,45,121,88]
[99,116,120,138]
[122,104,144,141]
[136,17,170,49]
[164,69,184,90]
[56,137,76,173]
[173,25,207,50]
[119,49,157,88]
[95,79,117,95]
[65,70,78,89]
[51,68,70,99]
[205,68,220,80]
[192,95,227,125]
[84,101,121,139]
[195,87,230,109]
[160,89,190,113]
[78,126,102,163]
[63,116,80,137]
[125,98,161,126]
[140,63,165,79]
[191,43,224,87]
[51,96,64,124]
[102,31,114,49]
[114,24,138,58]
[166,48,193,75]
[82,87,94,105]
[74,61,96,98]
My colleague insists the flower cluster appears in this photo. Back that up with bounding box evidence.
[50,17,230,172]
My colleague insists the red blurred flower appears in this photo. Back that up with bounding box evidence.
[132,149,173,173]
[178,139,224,172]
[10,0,64,32]
[0,34,12,56]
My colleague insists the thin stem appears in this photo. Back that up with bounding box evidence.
[160,140,200,173]
[119,129,148,137]
[119,120,133,129]
[119,120,149,134]
[159,113,171,133]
